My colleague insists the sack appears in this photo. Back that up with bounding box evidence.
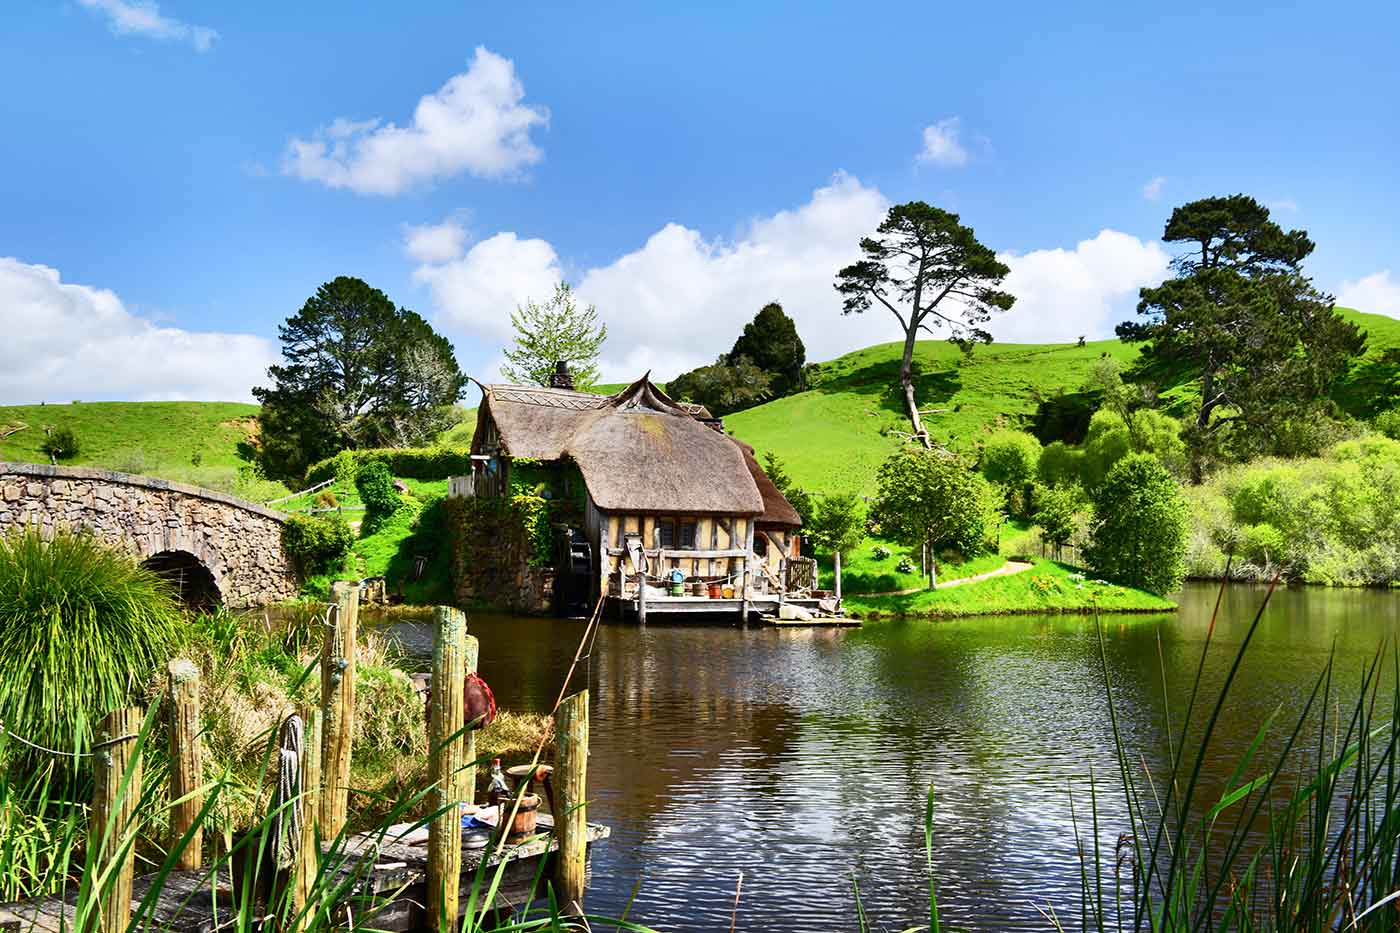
[464,672,497,730]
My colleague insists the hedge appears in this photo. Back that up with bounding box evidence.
[304,446,470,486]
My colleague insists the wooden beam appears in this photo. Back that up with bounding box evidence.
[167,659,202,870]
[320,582,359,839]
[292,705,322,930]
[92,706,143,933]
[555,691,590,914]
[427,606,469,926]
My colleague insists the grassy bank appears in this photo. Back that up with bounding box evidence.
[845,558,1175,619]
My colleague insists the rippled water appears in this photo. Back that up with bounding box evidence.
[382,584,1400,931]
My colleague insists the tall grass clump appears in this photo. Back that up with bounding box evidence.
[0,526,181,758]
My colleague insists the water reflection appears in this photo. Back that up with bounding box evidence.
[379,584,1400,931]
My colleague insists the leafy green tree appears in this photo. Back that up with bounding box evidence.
[1032,483,1081,561]
[1084,453,1189,595]
[1038,441,1084,487]
[667,355,774,416]
[836,202,1014,447]
[355,461,400,527]
[871,446,998,589]
[761,451,814,529]
[502,282,607,390]
[1377,407,1400,441]
[1119,195,1365,482]
[40,426,80,462]
[980,430,1041,516]
[805,492,867,599]
[729,302,807,396]
[253,277,465,481]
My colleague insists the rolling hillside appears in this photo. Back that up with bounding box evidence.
[2,308,1395,502]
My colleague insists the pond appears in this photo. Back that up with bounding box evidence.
[382,584,1400,931]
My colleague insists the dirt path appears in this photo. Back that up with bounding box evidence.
[850,559,1035,597]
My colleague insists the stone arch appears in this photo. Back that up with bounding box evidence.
[142,550,222,610]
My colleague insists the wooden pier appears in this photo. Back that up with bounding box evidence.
[0,818,609,932]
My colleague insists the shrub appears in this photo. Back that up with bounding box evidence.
[282,513,355,575]
[315,489,339,509]
[872,544,891,560]
[1377,407,1400,441]
[980,430,1041,490]
[896,557,916,574]
[39,426,80,461]
[1085,453,1189,595]
[1032,483,1082,559]
[1038,441,1084,488]
[0,527,182,758]
[355,461,400,520]
[1239,522,1287,566]
[304,447,470,487]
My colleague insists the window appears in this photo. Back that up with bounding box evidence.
[680,521,697,549]
[754,533,768,557]
[656,520,676,549]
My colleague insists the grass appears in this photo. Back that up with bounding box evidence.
[0,526,184,757]
[844,558,1175,620]
[819,520,1035,595]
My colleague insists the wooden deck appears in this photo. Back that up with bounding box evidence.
[609,594,824,619]
[0,817,609,932]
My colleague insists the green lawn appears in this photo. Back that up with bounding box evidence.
[844,559,1175,620]
[820,519,1035,594]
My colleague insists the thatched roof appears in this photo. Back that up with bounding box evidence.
[475,375,779,516]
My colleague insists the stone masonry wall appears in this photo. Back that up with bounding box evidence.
[0,462,298,608]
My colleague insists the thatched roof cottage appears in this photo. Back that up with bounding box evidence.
[461,373,814,620]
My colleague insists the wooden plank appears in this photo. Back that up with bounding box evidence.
[167,658,203,870]
[293,705,322,929]
[655,548,748,560]
[556,691,590,914]
[320,582,360,838]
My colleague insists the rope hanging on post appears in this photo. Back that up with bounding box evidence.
[273,713,304,870]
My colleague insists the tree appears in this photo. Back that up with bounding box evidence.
[1084,453,1189,595]
[729,302,807,396]
[979,430,1041,517]
[1032,483,1081,561]
[761,451,814,529]
[805,492,867,600]
[667,355,774,417]
[871,446,998,589]
[836,202,1014,446]
[1119,195,1365,482]
[502,282,607,390]
[252,277,466,481]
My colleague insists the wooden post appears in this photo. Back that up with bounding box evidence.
[292,705,322,928]
[834,550,843,603]
[636,571,647,625]
[167,659,203,870]
[91,706,143,933]
[319,582,359,839]
[427,606,472,927]
[740,522,754,623]
[555,690,589,914]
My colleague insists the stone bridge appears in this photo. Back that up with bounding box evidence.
[0,462,298,608]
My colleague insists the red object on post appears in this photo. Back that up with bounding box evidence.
[464,672,497,730]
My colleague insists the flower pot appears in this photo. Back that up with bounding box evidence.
[708,582,723,599]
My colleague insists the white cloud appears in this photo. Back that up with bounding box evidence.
[1142,176,1167,201]
[917,118,970,167]
[0,258,276,404]
[404,219,469,264]
[77,0,217,51]
[1269,198,1299,213]
[283,47,547,196]
[993,230,1171,343]
[1337,270,1400,318]
[412,232,563,343]
[410,176,1173,381]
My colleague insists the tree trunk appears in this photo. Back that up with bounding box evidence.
[928,539,938,591]
[899,325,931,448]
[834,550,842,602]
[1190,370,1214,485]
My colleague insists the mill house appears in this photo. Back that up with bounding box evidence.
[452,366,820,621]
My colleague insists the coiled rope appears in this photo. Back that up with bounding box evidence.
[272,713,304,869]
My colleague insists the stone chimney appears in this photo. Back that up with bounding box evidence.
[550,360,575,390]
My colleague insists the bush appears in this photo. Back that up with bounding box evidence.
[1377,407,1400,441]
[980,430,1041,489]
[1032,483,1082,559]
[872,544,891,560]
[1085,453,1189,595]
[0,527,182,758]
[896,557,915,574]
[315,489,339,509]
[39,426,80,461]
[304,446,470,487]
[355,461,400,520]
[1239,522,1287,566]
[1038,441,1084,488]
[282,513,355,575]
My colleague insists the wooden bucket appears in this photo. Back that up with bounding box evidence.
[504,793,541,841]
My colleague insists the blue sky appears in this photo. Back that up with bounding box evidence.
[2,0,1398,403]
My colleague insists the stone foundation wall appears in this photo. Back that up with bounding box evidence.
[0,462,298,608]
[445,497,556,614]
